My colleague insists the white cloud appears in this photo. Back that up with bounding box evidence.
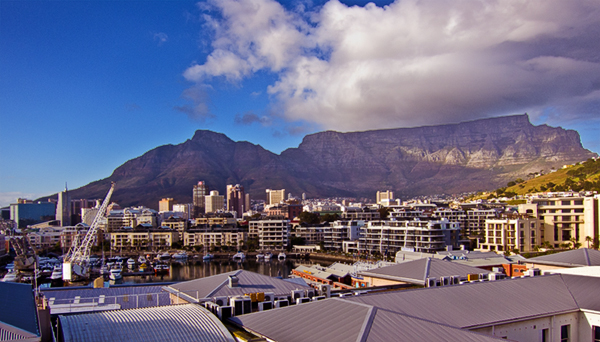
[185,0,600,131]
[153,32,169,46]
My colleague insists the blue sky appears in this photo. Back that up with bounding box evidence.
[1,0,599,207]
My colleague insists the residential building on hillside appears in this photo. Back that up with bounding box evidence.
[478,214,544,253]
[360,218,460,255]
[249,219,290,251]
[518,194,599,248]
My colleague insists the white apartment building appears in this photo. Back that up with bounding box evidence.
[205,191,225,213]
[110,229,178,250]
[360,218,460,255]
[290,224,324,245]
[183,231,247,249]
[519,194,599,248]
[323,220,363,251]
[265,189,285,205]
[106,207,158,232]
[478,215,544,253]
[249,219,290,251]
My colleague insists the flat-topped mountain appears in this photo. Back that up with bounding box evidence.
[62,114,596,208]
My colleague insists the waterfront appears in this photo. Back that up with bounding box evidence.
[120,257,330,285]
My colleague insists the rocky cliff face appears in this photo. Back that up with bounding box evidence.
[66,114,596,208]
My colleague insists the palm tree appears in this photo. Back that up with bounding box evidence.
[586,236,593,249]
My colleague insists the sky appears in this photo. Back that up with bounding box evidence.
[1,0,599,207]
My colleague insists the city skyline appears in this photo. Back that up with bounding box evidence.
[2,0,599,207]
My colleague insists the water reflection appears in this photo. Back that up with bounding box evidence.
[121,258,330,284]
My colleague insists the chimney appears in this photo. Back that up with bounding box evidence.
[228,275,239,288]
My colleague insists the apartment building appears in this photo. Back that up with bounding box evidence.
[360,218,460,255]
[323,220,363,251]
[290,224,324,245]
[106,207,158,232]
[110,228,178,250]
[478,214,544,253]
[249,219,290,251]
[161,217,188,234]
[183,231,247,249]
[518,194,599,248]
[341,207,380,221]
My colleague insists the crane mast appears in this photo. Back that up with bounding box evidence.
[63,182,115,281]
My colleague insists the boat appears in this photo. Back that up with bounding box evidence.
[109,267,122,281]
[278,252,286,260]
[256,253,264,260]
[172,252,188,260]
[159,252,171,261]
[232,251,245,261]
[127,258,136,268]
[1,270,19,282]
[154,263,169,275]
[138,255,147,264]
[202,253,214,261]
[264,252,273,261]
[50,265,63,281]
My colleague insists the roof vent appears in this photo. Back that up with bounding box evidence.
[228,275,239,288]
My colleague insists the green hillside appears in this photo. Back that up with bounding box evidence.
[477,158,600,200]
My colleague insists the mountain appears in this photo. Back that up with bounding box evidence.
[62,114,596,208]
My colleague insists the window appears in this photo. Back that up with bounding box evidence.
[594,326,600,342]
[541,328,549,342]
[561,324,569,342]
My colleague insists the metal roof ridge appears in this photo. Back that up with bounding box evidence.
[356,305,376,342]
[424,257,432,280]
[584,248,591,266]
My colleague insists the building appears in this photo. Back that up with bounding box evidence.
[360,218,460,256]
[172,203,193,220]
[376,190,394,205]
[106,207,158,232]
[341,207,381,221]
[525,248,600,271]
[158,198,176,212]
[161,216,188,234]
[249,219,290,251]
[323,220,363,251]
[10,201,56,228]
[266,189,285,205]
[227,184,245,218]
[518,194,599,248]
[183,231,247,250]
[56,188,71,227]
[265,204,302,219]
[0,282,44,342]
[477,214,544,253]
[110,228,179,251]
[192,181,209,217]
[205,191,225,213]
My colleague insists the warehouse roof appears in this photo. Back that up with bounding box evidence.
[526,248,600,267]
[229,298,507,342]
[165,270,310,300]
[346,274,581,329]
[58,304,235,342]
[359,258,490,285]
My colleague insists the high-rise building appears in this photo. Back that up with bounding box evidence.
[227,184,245,218]
[56,186,71,226]
[193,181,209,218]
[266,189,285,205]
[376,190,395,205]
[205,191,224,213]
[159,198,176,212]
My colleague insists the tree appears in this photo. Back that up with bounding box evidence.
[378,207,392,219]
[298,212,321,225]
[586,236,593,249]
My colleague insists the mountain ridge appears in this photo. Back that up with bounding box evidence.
[55,114,596,209]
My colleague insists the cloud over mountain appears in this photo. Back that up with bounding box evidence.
[184,0,600,131]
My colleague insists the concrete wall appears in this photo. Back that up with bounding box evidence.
[473,312,579,342]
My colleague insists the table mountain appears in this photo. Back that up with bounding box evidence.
[63,114,596,208]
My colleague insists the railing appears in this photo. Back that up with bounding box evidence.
[46,292,171,313]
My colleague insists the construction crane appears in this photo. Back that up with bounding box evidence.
[62,182,115,281]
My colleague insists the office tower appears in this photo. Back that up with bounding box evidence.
[245,193,251,213]
[205,191,225,213]
[227,184,245,218]
[193,181,209,218]
[302,193,306,200]
[376,190,394,205]
[159,198,176,212]
[57,185,71,226]
[266,189,286,205]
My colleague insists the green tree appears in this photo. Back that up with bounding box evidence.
[298,212,321,225]
[378,207,392,219]
[586,236,593,249]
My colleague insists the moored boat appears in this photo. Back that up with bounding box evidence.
[1,270,19,282]
[232,251,245,260]
[278,252,286,260]
[202,253,214,261]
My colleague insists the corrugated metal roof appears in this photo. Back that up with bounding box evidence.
[59,304,235,342]
[166,270,310,300]
[366,309,507,342]
[560,274,600,312]
[360,258,490,285]
[230,298,371,342]
[346,275,579,328]
[229,298,508,342]
[41,285,171,310]
[0,282,39,336]
[527,248,600,267]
